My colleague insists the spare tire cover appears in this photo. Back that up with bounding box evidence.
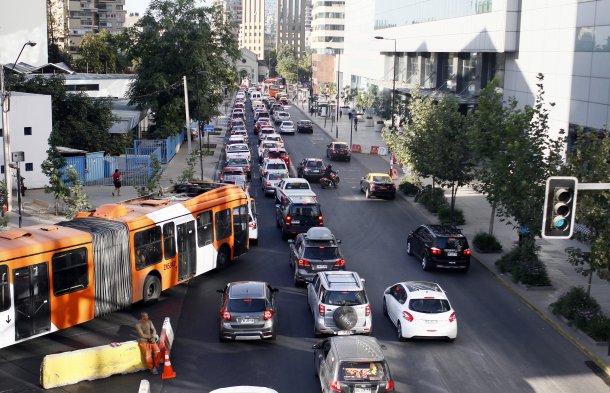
[333,306,358,330]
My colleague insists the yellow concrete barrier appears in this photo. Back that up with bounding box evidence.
[40,340,146,389]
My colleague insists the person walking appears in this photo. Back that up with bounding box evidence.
[354,116,358,132]
[112,169,122,196]
[135,312,162,375]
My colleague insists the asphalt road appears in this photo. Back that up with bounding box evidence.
[1,100,609,393]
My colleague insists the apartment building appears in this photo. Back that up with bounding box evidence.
[341,0,610,140]
[276,0,308,56]
[239,0,265,59]
[311,0,344,55]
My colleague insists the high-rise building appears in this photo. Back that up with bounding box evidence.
[213,0,243,37]
[239,0,265,59]
[276,0,307,56]
[310,0,344,54]
[264,0,278,53]
[304,0,312,50]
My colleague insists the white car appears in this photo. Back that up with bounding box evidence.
[260,158,289,178]
[225,143,251,161]
[231,129,249,143]
[209,387,278,393]
[259,133,284,147]
[274,178,317,204]
[258,141,280,160]
[279,120,295,135]
[259,126,276,138]
[262,171,289,196]
[383,281,457,342]
[273,111,290,125]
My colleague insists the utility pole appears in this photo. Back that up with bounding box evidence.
[183,76,192,154]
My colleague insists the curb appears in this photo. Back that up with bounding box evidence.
[395,188,610,378]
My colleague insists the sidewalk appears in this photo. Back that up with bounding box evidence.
[291,100,610,373]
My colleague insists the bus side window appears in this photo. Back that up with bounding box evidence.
[52,247,88,296]
[0,265,10,312]
[215,209,232,241]
[134,226,163,270]
[197,211,213,247]
[163,223,176,259]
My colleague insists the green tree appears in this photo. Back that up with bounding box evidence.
[47,42,73,66]
[62,166,92,218]
[73,30,130,74]
[136,155,164,196]
[0,180,8,226]
[276,43,298,83]
[298,52,312,82]
[356,85,379,114]
[265,48,278,78]
[565,129,610,294]
[41,146,69,215]
[127,0,240,137]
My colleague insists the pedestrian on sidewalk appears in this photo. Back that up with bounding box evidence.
[135,312,162,375]
[354,116,358,131]
[348,111,353,120]
[112,169,122,196]
[339,109,342,119]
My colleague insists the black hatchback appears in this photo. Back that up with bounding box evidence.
[276,196,323,240]
[406,225,471,271]
[288,227,344,286]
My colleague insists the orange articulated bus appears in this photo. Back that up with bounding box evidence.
[0,183,249,349]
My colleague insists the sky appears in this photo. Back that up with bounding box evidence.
[125,0,210,15]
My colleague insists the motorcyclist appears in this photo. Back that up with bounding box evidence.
[322,164,337,188]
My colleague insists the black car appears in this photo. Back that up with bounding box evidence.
[288,227,344,286]
[406,225,471,271]
[297,158,326,181]
[297,120,314,133]
[326,142,351,162]
[276,196,323,240]
[360,173,396,199]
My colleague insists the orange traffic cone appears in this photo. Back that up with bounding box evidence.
[161,352,176,380]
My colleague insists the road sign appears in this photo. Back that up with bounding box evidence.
[204,124,214,132]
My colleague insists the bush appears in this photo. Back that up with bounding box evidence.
[585,316,610,342]
[495,246,551,287]
[398,178,419,196]
[418,188,447,213]
[473,232,503,252]
[438,206,465,225]
[551,286,603,330]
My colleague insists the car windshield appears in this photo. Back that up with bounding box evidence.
[303,246,339,260]
[409,299,451,314]
[435,237,468,250]
[263,143,277,149]
[227,159,248,166]
[286,182,310,190]
[283,122,294,126]
[268,151,287,158]
[269,173,288,180]
[372,176,392,183]
[338,362,387,382]
[289,204,320,217]
[267,163,286,170]
[227,298,266,312]
[323,290,367,306]
[228,145,248,151]
[306,161,323,168]
[300,121,312,125]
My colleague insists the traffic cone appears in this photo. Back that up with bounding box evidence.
[161,352,176,380]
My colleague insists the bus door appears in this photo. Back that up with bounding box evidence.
[233,205,248,256]
[13,262,50,341]
[177,221,197,281]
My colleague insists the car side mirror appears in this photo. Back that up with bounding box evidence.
[384,289,390,295]
[360,278,366,284]
[287,239,294,244]
[336,239,341,244]
[312,343,321,349]
[275,204,280,208]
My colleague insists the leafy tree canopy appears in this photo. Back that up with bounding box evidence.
[276,43,298,83]
[73,30,131,74]
[127,0,240,137]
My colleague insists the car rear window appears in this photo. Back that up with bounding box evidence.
[334,144,348,151]
[303,246,340,260]
[289,204,320,217]
[409,299,451,314]
[227,298,266,312]
[269,173,288,180]
[435,237,468,250]
[286,183,309,190]
[372,176,392,183]
[339,362,388,382]
[306,161,323,168]
[267,163,286,170]
[323,290,367,306]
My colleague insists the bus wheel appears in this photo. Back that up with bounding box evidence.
[143,275,161,303]
[216,247,230,270]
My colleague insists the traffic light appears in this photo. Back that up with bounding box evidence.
[542,176,578,239]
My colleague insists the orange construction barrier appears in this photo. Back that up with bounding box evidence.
[370,146,379,155]
[161,353,176,380]
[351,144,362,153]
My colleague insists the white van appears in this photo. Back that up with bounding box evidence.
[250,91,262,100]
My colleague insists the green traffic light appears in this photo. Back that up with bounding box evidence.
[552,216,568,230]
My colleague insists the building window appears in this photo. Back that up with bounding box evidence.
[52,247,89,296]
[24,127,32,135]
[25,163,33,172]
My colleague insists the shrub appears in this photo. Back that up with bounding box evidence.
[551,286,603,330]
[473,232,503,252]
[495,247,520,274]
[438,206,465,225]
[495,246,551,287]
[418,188,447,213]
[585,316,610,342]
[398,178,419,196]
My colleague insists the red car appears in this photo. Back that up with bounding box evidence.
[254,119,271,135]
[263,148,290,167]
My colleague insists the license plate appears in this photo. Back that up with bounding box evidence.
[292,220,300,224]
[354,388,372,393]
[337,330,352,336]
[447,252,457,257]
[314,264,325,270]
[379,187,386,190]
[239,318,255,324]
[312,170,320,173]
[425,320,438,324]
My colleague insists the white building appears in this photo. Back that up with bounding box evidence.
[0,0,49,66]
[63,74,134,98]
[311,0,344,55]
[239,0,265,59]
[237,48,260,82]
[0,93,52,189]
[342,0,610,141]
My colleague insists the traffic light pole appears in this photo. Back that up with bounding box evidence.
[577,183,610,190]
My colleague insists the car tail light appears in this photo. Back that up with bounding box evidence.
[385,380,395,391]
[365,304,371,317]
[318,215,323,225]
[391,184,397,190]
[463,249,472,255]
[449,312,456,323]
[298,259,310,267]
[319,304,325,317]
[402,311,414,322]
[221,310,231,321]
[264,310,274,320]
[246,166,250,171]
[329,381,342,392]
[430,247,442,255]
[371,184,376,190]
[249,222,256,228]
[265,181,271,186]
[285,215,292,225]
[334,259,345,267]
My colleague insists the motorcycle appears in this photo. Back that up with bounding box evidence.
[320,171,340,189]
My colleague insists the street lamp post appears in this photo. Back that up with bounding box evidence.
[375,36,397,129]
[195,71,208,181]
[2,41,36,213]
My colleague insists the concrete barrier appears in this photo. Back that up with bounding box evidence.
[138,379,151,393]
[40,340,146,389]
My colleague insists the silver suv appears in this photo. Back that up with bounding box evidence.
[307,271,372,337]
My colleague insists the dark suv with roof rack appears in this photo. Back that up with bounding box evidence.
[276,196,324,240]
[288,227,344,286]
[406,225,471,271]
